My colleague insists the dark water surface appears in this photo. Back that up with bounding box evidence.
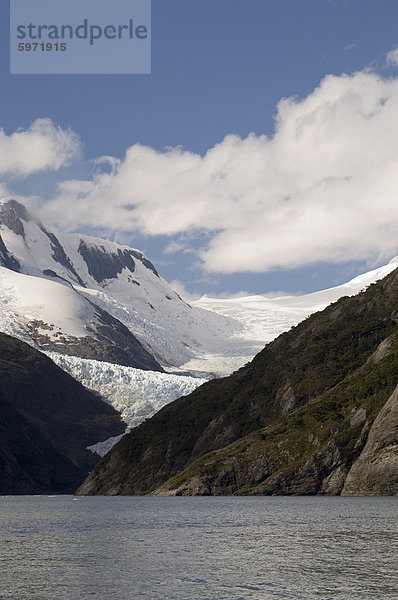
[0,495,397,599]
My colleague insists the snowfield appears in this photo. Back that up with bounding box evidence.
[76,280,243,377]
[0,266,97,343]
[190,257,398,373]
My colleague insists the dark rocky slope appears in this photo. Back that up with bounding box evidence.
[0,333,125,493]
[0,393,82,494]
[77,268,398,496]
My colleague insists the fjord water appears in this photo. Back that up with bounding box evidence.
[1,496,397,599]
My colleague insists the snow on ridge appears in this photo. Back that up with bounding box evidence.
[193,260,398,348]
[59,229,244,374]
[46,352,207,429]
[1,199,397,379]
[62,231,143,255]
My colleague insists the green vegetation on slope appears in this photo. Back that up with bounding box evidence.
[77,268,398,496]
[158,332,398,495]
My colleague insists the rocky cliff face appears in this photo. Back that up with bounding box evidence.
[0,332,125,494]
[77,267,398,496]
[341,385,398,495]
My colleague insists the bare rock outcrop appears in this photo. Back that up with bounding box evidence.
[342,385,398,495]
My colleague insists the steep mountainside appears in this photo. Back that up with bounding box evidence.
[76,267,398,496]
[0,332,125,494]
[154,338,398,496]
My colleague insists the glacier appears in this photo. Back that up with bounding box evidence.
[46,352,207,430]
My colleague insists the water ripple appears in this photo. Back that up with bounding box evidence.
[0,496,397,599]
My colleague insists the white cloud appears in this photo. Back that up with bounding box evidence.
[0,184,34,207]
[0,119,81,177]
[42,69,398,274]
[386,47,398,67]
[164,240,187,255]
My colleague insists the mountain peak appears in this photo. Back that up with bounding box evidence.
[0,198,226,372]
[0,198,35,237]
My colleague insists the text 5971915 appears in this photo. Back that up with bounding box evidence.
[18,42,67,52]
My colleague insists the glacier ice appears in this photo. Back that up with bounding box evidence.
[46,352,207,429]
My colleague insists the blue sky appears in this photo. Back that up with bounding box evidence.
[1,0,398,296]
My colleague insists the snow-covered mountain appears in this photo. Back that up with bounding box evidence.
[45,258,398,453]
[1,197,397,455]
[0,198,240,376]
[0,265,163,370]
[0,197,396,380]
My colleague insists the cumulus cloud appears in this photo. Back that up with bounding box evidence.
[164,240,188,255]
[0,119,80,177]
[42,69,398,274]
[386,47,398,67]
